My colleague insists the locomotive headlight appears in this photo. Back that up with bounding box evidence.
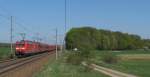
[16,48,19,50]
[21,48,25,50]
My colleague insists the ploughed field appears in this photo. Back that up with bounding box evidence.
[94,50,150,77]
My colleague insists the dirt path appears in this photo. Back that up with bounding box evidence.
[91,64,138,77]
[0,52,55,77]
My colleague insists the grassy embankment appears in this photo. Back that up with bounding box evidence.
[0,47,11,60]
[94,50,150,77]
[34,53,110,77]
[34,50,150,77]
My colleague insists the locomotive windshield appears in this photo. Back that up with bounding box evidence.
[16,44,25,47]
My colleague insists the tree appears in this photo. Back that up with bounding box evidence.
[65,26,147,50]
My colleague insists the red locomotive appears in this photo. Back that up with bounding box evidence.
[15,40,55,56]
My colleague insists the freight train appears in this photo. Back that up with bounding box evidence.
[15,40,56,57]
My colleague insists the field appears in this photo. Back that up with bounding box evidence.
[93,50,150,62]
[94,50,150,55]
[94,50,150,77]
[34,50,150,77]
[0,47,11,60]
[34,55,110,77]
[111,60,150,77]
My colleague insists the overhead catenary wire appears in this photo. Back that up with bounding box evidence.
[0,15,43,43]
[0,5,58,44]
[0,13,35,36]
[12,16,48,42]
[0,14,10,20]
[0,6,38,41]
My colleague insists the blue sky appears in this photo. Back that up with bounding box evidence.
[0,0,150,43]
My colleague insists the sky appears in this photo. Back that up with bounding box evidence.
[0,0,150,43]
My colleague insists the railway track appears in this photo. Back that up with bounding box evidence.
[0,59,16,63]
[0,51,54,75]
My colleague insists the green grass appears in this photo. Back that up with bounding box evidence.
[94,50,150,55]
[34,50,150,77]
[93,50,150,62]
[111,50,150,54]
[34,56,109,77]
[94,50,150,77]
[100,60,150,77]
[0,47,11,59]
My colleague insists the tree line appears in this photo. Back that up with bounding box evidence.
[65,27,150,50]
[0,43,10,47]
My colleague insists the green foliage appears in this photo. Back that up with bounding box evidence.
[34,59,109,77]
[66,51,83,65]
[65,27,147,50]
[143,39,150,49]
[65,27,98,50]
[66,35,96,65]
[101,52,119,64]
[66,49,95,65]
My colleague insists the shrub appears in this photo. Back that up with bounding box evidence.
[66,51,83,65]
[101,52,118,64]
[81,64,93,72]
[65,47,95,73]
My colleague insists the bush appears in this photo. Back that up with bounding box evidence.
[66,45,95,64]
[81,64,93,72]
[65,47,95,73]
[101,52,118,64]
[66,51,83,65]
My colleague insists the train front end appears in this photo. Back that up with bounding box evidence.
[15,41,27,56]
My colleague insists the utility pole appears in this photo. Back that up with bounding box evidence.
[55,28,58,60]
[60,37,63,56]
[65,0,67,33]
[10,16,14,58]
[63,0,67,52]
